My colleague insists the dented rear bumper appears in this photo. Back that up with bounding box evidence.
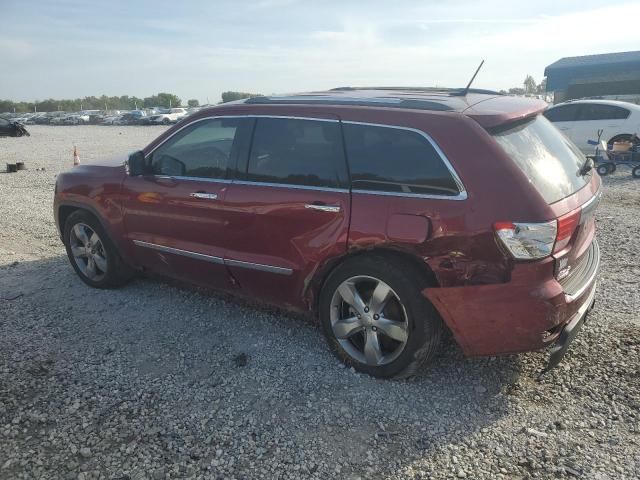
[423,241,599,358]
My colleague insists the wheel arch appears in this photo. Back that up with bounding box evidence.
[56,202,127,254]
[306,247,440,314]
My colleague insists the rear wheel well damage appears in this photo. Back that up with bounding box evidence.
[306,247,440,314]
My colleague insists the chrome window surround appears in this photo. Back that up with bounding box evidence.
[142,115,467,200]
[342,121,467,201]
[133,240,293,275]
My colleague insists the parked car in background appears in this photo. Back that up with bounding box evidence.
[544,99,640,154]
[0,116,30,137]
[54,88,601,378]
[146,107,188,125]
[60,113,90,125]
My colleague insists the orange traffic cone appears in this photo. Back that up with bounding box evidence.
[73,145,80,166]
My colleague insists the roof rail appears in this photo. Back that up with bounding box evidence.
[329,86,503,96]
[243,95,454,111]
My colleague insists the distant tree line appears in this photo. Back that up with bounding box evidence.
[1,90,265,113]
[0,92,184,113]
[499,75,547,96]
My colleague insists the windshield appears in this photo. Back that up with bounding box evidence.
[492,115,589,204]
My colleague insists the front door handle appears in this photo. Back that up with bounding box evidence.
[190,192,218,200]
[305,203,341,213]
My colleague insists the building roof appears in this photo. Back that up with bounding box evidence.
[545,51,640,91]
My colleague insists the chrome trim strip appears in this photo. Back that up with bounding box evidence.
[233,180,348,193]
[224,258,293,275]
[352,189,465,201]
[190,192,218,200]
[566,240,600,301]
[305,204,341,213]
[132,240,292,275]
[342,120,467,201]
[132,240,224,264]
[174,176,233,184]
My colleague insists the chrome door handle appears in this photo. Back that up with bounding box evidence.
[190,192,218,200]
[305,203,341,213]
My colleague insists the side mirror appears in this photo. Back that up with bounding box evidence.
[127,150,146,176]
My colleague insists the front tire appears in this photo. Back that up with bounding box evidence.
[633,166,640,178]
[63,210,133,288]
[319,255,442,379]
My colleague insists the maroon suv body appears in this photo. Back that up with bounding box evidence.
[54,88,600,378]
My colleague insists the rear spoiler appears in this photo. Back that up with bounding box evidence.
[463,96,548,129]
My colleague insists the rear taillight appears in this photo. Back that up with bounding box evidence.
[554,209,581,252]
[494,221,557,260]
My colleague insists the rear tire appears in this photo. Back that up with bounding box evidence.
[63,210,133,289]
[633,166,640,178]
[319,255,442,379]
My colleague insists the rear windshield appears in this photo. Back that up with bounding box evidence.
[492,115,588,204]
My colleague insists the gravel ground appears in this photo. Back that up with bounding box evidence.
[0,125,639,480]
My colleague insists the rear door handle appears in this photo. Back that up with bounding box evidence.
[305,203,341,213]
[190,192,218,200]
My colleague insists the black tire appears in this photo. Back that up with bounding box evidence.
[63,210,133,288]
[319,255,442,379]
[596,164,610,176]
[163,118,171,125]
[608,163,617,174]
[633,166,640,179]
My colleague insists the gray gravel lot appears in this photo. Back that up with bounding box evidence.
[0,125,639,479]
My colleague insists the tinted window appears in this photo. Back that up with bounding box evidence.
[543,104,580,122]
[343,123,460,196]
[150,118,239,178]
[493,116,588,204]
[247,118,343,187]
[0,117,8,126]
[578,104,630,121]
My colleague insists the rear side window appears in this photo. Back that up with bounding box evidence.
[247,118,343,188]
[343,123,460,196]
[493,116,588,204]
[543,104,580,122]
[578,104,630,121]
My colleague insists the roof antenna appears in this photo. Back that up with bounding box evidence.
[461,60,485,95]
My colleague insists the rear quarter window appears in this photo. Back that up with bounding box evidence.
[343,123,461,196]
[492,115,589,204]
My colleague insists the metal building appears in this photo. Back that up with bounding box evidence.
[545,51,640,104]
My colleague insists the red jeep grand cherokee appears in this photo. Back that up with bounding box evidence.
[54,88,601,378]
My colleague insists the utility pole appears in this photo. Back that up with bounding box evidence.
[169,98,172,109]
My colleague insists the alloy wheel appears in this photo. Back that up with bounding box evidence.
[330,276,409,366]
[69,223,108,281]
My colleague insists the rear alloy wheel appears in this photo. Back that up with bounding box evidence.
[320,256,442,378]
[330,276,409,366]
[63,210,133,288]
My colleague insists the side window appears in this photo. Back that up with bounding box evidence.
[150,118,240,178]
[247,118,343,188]
[578,104,630,121]
[343,123,460,196]
[543,105,580,122]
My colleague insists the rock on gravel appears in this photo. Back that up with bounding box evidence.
[0,126,639,479]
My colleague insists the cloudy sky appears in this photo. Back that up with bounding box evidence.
[1,0,639,103]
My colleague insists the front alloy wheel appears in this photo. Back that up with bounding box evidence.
[69,223,108,281]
